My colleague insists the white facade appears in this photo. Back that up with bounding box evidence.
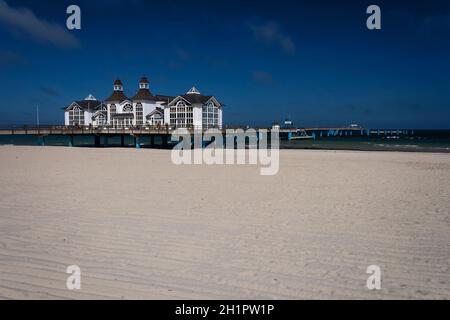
[164,88,222,130]
[64,79,223,130]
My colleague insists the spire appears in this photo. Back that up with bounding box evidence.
[84,94,97,101]
[132,75,155,101]
[186,86,200,95]
[113,79,123,91]
[106,78,129,102]
[139,76,149,90]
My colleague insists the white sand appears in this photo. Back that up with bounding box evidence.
[0,146,449,300]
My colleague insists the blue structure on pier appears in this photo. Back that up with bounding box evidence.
[287,132,292,141]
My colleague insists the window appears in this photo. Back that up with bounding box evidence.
[148,112,163,126]
[123,104,133,112]
[170,100,189,128]
[109,104,116,125]
[69,106,84,125]
[136,103,143,125]
[96,113,107,125]
[203,101,218,129]
[113,116,133,128]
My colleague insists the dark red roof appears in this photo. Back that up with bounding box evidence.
[139,76,149,84]
[132,88,156,101]
[105,91,130,103]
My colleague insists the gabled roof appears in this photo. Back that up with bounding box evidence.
[181,94,213,105]
[145,107,163,119]
[186,86,201,95]
[65,100,105,111]
[92,110,107,119]
[168,94,221,107]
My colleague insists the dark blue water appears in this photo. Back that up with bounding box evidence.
[282,130,450,152]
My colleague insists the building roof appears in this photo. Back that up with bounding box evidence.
[186,86,201,95]
[154,94,175,104]
[180,94,213,105]
[114,79,123,86]
[139,76,149,84]
[92,111,107,120]
[132,89,156,101]
[105,91,130,103]
[66,100,105,110]
[145,107,163,118]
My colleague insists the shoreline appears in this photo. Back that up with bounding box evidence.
[2,144,450,154]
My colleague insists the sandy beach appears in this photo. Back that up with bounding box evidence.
[0,146,449,299]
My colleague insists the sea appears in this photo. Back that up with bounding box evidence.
[1,130,450,153]
[280,129,450,153]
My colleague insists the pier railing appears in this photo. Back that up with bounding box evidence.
[0,124,227,135]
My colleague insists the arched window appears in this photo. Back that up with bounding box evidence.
[97,113,107,125]
[123,104,133,112]
[100,105,107,111]
[202,101,218,129]
[136,103,143,125]
[69,106,84,126]
[176,100,186,112]
[170,100,188,127]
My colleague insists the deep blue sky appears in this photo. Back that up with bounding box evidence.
[1,0,450,128]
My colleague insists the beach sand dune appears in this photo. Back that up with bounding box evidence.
[0,146,449,299]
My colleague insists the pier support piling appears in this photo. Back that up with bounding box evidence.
[120,135,125,147]
[162,135,169,148]
[150,135,155,147]
[135,136,141,149]
[37,136,45,146]
[94,136,101,148]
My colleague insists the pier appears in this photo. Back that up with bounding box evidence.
[0,125,416,148]
[0,125,174,148]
